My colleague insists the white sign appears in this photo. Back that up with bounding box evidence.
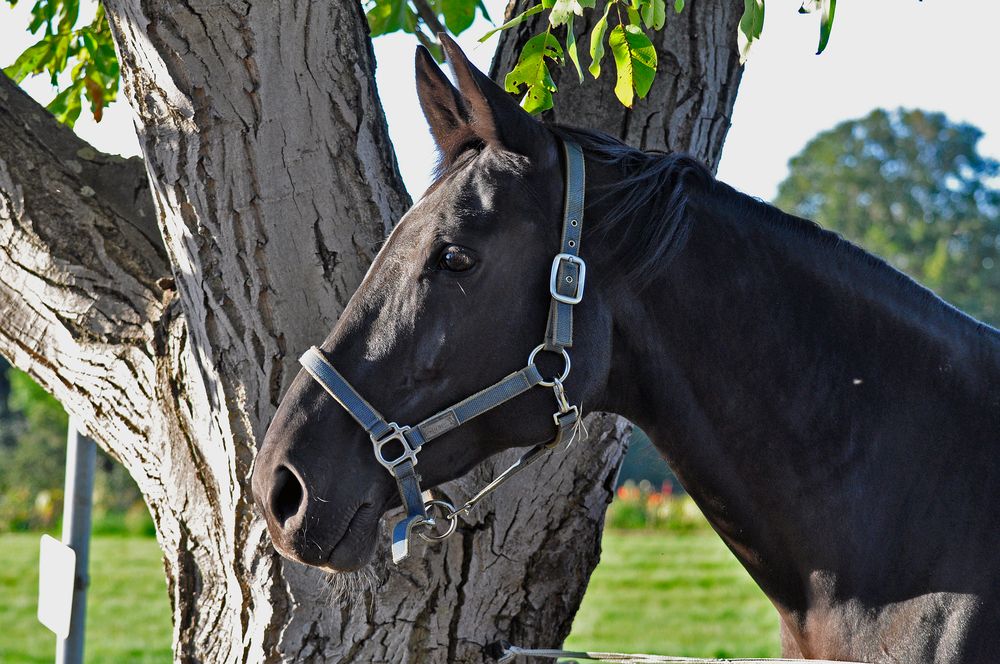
[38,534,76,639]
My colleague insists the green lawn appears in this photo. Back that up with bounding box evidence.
[0,533,172,663]
[1,529,779,662]
[567,530,781,659]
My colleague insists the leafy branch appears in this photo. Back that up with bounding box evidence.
[364,0,491,60]
[496,0,843,114]
[3,0,119,127]
[1,0,850,125]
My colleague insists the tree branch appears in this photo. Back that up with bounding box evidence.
[0,72,167,452]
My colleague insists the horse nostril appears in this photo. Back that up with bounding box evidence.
[270,466,305,528]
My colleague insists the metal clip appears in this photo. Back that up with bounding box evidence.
[551,378,572,414]
[417,499,459,542]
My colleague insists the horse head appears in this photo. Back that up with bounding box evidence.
[251,37,613,571]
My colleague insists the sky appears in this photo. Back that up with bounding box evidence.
[1,0,998,202]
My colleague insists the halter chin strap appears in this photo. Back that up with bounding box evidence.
[299,139,587,563]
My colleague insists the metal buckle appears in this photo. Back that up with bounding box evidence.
[372,423,418,472]
[549,253,586,305]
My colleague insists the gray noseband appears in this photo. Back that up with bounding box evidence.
[299,139,587,563]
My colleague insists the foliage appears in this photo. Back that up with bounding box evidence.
[3,0,852,126]
[607,479,707,531]
[0,368,69,531]
[489,0,844,113]
[364,0,491,60]
[2,0,119,127]
[0,365,149,534]
[775,109,1000,325]
[503,31,564,113]
[617,427,679,489]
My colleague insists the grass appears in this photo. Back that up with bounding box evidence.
[0,529,779,662]
[565,529,781,659]
[0,533,172,663]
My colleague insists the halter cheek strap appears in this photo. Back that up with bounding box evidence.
[299,139,587,564]
[299,352,549,562]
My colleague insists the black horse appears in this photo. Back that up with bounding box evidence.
[252,36,1000,663]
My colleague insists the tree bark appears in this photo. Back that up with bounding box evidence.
[491,0,744,170]
[0,0,743,661]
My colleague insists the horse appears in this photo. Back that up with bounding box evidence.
[251,35,1000,663]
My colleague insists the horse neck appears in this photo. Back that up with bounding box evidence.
[599,182,1000,612]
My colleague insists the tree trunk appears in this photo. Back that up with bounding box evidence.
[0,0,743,660]
[491,0,744,169]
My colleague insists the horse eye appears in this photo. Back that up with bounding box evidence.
[437,245,475,272]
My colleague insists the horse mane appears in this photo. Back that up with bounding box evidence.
[547,124,999,338]
[547,124,712,290]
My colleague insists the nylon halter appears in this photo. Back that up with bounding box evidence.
[299,139,587,563]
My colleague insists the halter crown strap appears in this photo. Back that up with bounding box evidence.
[544,139,586,351]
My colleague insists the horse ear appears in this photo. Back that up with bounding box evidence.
[438,34,548,157]
[415,45,470,153]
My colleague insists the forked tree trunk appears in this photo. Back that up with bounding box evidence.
[0,0,742,660]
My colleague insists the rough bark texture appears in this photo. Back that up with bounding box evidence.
[491,0,744,170]
[0,0,743,660]
[0,71,166,477]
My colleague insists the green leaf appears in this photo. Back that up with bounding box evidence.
[639,0,653,29]
[415,29,445,61]
[366,0,416,36]
[479,3,544,42]
[651,0,666,30]
[566,14,583,83]
[46,80,83,127]
[674,0,684,13]
[626,4,640,26]
[58,0,79,34]
[48,33,72,84]
[476,0,492,23]
[548,0,590,27]
[608,23,656,108]
[441,0,476,34]
[637,0,664,30]
[816,0,836,54]
[799,0,835,52]
[504,31,563,114]
[587,1,613,78]
[737,0,765,64]
[81,30,100,59]
[2,39,53,82]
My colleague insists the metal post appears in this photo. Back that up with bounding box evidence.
[56,416,96,664]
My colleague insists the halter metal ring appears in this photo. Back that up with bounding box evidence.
[528,344,571,387]
[418,499,459,541]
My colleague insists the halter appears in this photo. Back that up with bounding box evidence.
[299,139,587,563]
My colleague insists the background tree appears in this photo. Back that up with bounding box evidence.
[775,108,1000,325]
[0,359,147,533]
[0,0,745,661]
